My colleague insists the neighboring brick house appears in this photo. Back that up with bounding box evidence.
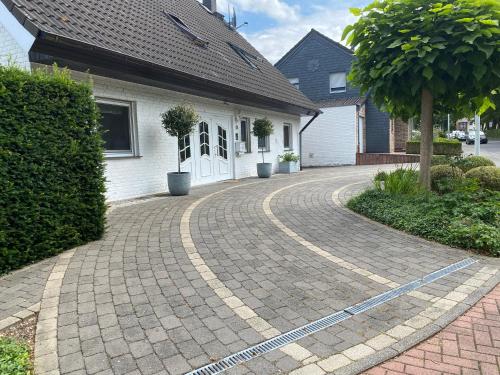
[390,118,410,153]
[0,0,318,201]
[276,29,394,166]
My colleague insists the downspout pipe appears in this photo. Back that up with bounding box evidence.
[299,111,321,171]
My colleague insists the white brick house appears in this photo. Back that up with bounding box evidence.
[300,102,366,167]
[0,0,318,201]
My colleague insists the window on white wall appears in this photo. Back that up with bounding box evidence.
[96,99,139,157]
[283,123,292,150]
[330,72,347,93]
[240,117,252,153]
[258,135,270,152]
[289,78,300,90]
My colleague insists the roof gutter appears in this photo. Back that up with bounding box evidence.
[299,110,321,171]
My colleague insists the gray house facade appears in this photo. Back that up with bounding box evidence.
[276,29,391,156]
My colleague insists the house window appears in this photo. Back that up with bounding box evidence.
[165,12,208,47]
[258,135,270,152]
[330,72,347,93]
[240,117,251,153]
[289,78,299,90]
[283,123,292,150]
[179,134,191,163]
[97,99,138,157]
[228,42,258,69]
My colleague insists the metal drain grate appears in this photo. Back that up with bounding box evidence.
[422,258,477,285]
[186,258,477,375]
[345,280,422,315]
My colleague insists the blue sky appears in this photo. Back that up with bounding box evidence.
[212,0,372,62]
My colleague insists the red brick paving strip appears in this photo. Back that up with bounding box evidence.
[364,284,500,375]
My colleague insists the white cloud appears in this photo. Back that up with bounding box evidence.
[243,7,357,63]
[218,0,300,22]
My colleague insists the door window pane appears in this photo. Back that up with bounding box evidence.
[218,126,228,160]
[258,136,270,151]
[98,103,131,151]
[199,121,210,156]
[179,135,191,162]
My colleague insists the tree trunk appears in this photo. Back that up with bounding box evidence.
[419,88,433,190]
[177,137,181,174]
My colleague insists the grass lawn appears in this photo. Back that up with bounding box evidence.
[348,186,499,256]
[0,337,32,375]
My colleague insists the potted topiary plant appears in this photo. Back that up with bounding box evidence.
[253,118,274,178]
[161,105,199,196]
[278,152,300,174]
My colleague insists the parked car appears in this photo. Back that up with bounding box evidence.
[452,130,466,141]
[465,130,488,144]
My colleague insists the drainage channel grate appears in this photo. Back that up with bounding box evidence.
[186,258,477,375]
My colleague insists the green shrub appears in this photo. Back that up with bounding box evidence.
[485,128,500,139]
[406,138,462,155]
[374,167,422,195]
[347,189,499,256]
[455,156,496,172]
[279,152,300,162]
[0,66,106,274]
[431,155,452,166]
[430,165,464,192]
[161,105,199,174]
[0,337,32,375]
[374,170,388,182]
[465,166,500,191]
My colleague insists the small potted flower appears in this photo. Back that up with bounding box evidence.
[161,105,199,196]
[253,118,274,178]
[279,152,300,174]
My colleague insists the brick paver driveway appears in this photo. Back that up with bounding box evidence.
[3,166,499,375]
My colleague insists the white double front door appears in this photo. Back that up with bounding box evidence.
[180,116,232,185]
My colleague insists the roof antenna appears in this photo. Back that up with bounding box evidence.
[236,21,248,30]
[232,7,237,28]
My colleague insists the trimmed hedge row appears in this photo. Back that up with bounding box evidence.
[406,138,462,156]
[0,66,106,273]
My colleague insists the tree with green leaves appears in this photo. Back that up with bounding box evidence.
[161,105,199,174]
[343,0,500,189]
[253,118,274,163]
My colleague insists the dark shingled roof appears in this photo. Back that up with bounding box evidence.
[316,97,366,108]
[3,0,318,115]
[275,29,353,68]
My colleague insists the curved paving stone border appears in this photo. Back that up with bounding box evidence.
[12,165,499,375]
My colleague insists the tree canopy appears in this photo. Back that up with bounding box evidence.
[343,0,500,119]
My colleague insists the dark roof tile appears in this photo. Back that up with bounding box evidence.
[4,0,317,113]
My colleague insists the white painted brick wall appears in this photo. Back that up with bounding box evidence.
[72,73,300,201]
[301,106,357,167]
[0,22,30,69]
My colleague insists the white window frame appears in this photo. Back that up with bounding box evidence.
[283,123,293,150]
[289,78,300,90]
[330,72,347,93]
[258,135,270,152]
[240,117,252,153]
[96,97,140,158]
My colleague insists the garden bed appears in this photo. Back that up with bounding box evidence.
[0,315,36,375]
[347,161,499,257]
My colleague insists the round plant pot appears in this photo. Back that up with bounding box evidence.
[168,172,191,196]
[257,163,273,178]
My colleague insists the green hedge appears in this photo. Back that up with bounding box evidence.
[485,128,500,139]
[406,138,462,156]
[0,66,106,273]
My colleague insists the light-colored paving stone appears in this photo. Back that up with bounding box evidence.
[2,165,498,375]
